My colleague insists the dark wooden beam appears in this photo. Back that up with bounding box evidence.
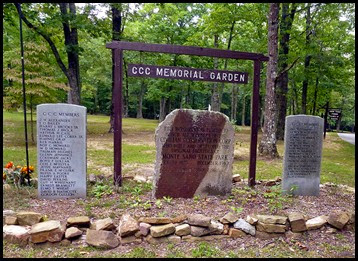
[106,41,269,61]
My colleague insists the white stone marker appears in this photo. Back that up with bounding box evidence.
[37,103,86,199]
[282,115,324,196]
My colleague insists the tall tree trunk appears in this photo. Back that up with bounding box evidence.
[15,3,81,105]
[258,3,280,159]
[137,81,144,118]
[275,3,297,140]
[123,57,129,117]
[159,97,167,122]
[241,94,246,127]
[109,4,122,133]
[312,76,319,115]
[230,84,238,122]
[59,3,81,105]
[301,3,312,114]
[211,34,220,111]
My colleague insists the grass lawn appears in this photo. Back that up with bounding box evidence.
[3,110,355,186]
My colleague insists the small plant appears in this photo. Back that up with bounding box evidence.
[263,185,293,213]
[193,195,201,202]
[163,196,173,204]
[158,211,167,217]
[141,200,152,210]
[92,183,113,198]
[131,185,143,196]
[192,242,221,258]
[230,206,243,214]
[155,199,163,209]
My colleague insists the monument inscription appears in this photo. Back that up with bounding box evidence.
[153,109,234,198]
[37,104,86,199]
[282,115,324,196]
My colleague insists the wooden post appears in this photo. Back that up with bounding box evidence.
[113,49,123,186]
[248,60,261,187]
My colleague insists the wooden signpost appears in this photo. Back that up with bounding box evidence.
[106,40,269,187]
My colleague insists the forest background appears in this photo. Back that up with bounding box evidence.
[3,3,355,140]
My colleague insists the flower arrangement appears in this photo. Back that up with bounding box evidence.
[3,161,34,187]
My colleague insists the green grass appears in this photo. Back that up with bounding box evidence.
[3,111,355,188]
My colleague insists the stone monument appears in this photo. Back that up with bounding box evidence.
[37,103,86,199]
[282,115,324,196]
[153,109,234,198]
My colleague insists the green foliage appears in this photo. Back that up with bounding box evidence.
[191,242,223,258]
[263,185,293,213]
[91,183,113,198]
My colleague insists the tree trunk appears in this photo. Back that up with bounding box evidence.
[211,34,220,111]
[159,97,167,122]
[230,84,238,122]
[136,80,144,118]
[109,4,122,133]
[15,3,81,105]
[301,3,312,114]
[275,3,297,140]
[241,94,246,127]
[312,76,319,115]
[59,3,81,105]
[123,57,129,118]
[258,3,280,159]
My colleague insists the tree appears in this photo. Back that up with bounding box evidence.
[275,3,298,140]
[15,3,82,105]
[258,3,280,158]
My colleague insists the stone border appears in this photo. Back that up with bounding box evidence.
[3,209,355,248]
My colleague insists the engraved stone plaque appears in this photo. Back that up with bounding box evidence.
[282,115,324,196]
[153,109,234,198]
[37,104,86,199]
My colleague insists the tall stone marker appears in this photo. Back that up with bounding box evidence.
[282,115,324,196]
[37,104,86,199]
[153,109,234,198]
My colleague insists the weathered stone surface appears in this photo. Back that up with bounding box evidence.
[150,223,175,238]
[288,212,307,232]
[16,211,43,226]
[306,215,328,230]
[182,235,229,242]
[175,224,191,236]
[86,229,119,249]
[256,215,287,225]
[118,214,139,237]
[232,174,241,183]
[3,210,16,217]
[153,109,234,198]
[67,216,90,227]
[145,235,181,244]
[5,216,18,225]
[263,180,277,186]
[282,115,324,196]
[348,212,355,224]
[37,103,86,199]
[256,222,286,233]
[327,211,350,229]
[255,231,285,239]
[223,224,230,235]
[219,212,238,224]
[90,218,115,231]
[190,225,211,237]
[233,218,255,236]
[139,222,151,236]
[89,174,97,185]
[229,228,246,238]
[65,227,83,239]
[246,215,258,225]
[3,225,30,245]
[171,214,187,223]
[138,217,172,224]
[120,235,142,245]
[3,184,12,191]
[208,220,224,235]
[28,220,65,243]
[325,227,337,234]
[187,214,211,227]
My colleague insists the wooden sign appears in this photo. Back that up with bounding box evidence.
[328,108,342,120]
[128,64,248,84]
